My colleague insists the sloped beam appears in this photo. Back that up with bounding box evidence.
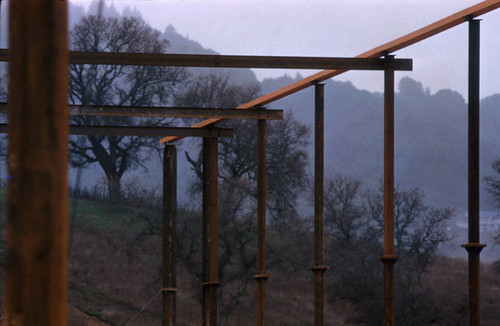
[161,0,500,143]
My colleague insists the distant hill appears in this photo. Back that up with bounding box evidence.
[262,75,500,209]
[162,24,259,86]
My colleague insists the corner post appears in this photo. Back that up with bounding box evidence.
[6,2,69,325]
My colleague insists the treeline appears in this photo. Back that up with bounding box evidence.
[262,74,500,210]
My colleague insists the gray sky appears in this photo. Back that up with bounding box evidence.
[71,0,500,98]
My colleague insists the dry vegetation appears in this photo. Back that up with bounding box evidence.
[61,199,499,325]
[0,196,499,325]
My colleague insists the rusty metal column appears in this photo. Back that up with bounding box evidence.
[163,145,177,326]
[202,136,219,326]
[462,18,486,326]
[6,2,69,325]
[380,55,398,326]
[311,83,329,326]
[254,118,269,326]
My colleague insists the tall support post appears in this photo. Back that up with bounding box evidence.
[311,83,328,326]
[6,2,69,325]
[255,118,269,326]
[163,145,177,326]
[202,136,219,326]
[462,18,486,326]
[380,55,398,326]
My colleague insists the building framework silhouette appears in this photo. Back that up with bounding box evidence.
[3,1,499,325]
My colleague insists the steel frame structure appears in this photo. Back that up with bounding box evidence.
[160,0,500,144]
[1,52,409,326]
[0,55,407,326]
[0,103,284,120]
[0,49,412,71]
[4,1,499,326]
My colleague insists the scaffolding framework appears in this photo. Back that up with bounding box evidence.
[4,1,499,325]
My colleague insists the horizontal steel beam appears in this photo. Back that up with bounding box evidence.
[0,49,412,71]
[0,103,283,120]
[0,124,234,137]
[69,105,283,120]
[161,0,500,143]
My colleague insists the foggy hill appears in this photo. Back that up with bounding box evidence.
[262,75,500,210]
[67,1,259,86]
[162,24,259,86]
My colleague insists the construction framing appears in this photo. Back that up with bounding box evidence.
[0,103,284,120]
[3,1,500,326]
[160,0,500,144]
[0,49,412,71]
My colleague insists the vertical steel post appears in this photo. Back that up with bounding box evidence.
[380,55,398,326]
[255,118,269,326]
[6,2,69,325]
[202,136,219,326]
[462,18,486,326]
[163,145,177,326]
[311,83,328,326]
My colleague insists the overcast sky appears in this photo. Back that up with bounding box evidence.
[71,0,500,98]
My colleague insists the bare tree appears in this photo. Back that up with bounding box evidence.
[485,160,500,212]
[485,159,500,274]
[69,15,186,203]
[324,176,457,325]
[175,73,261,110]
[324,174,365,243]
[0,67,7,160]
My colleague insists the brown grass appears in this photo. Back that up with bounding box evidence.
[0,210,499,325]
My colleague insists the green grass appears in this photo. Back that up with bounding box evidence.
[70,198,138,232]
[68,281,113,322]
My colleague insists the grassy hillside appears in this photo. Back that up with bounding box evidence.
[66,196,500,325]
[0,194,499,325]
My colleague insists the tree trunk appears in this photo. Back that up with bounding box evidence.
[107,174,122,204]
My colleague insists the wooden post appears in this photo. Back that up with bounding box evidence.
[462,18,486,326]
[380,55,398,326]
[202,137,219,326]
[6,2,69,325]
[255,118,269,326]
[311,83,328,326]
[163,145,177,326]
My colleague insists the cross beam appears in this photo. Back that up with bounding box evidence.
[0,124,234,138]
[69,106,283,120]
[0,103,283,120]
[0,49,412,71]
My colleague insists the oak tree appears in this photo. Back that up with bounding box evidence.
[69,15,186,203]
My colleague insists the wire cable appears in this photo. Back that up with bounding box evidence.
[124,288,162,326]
